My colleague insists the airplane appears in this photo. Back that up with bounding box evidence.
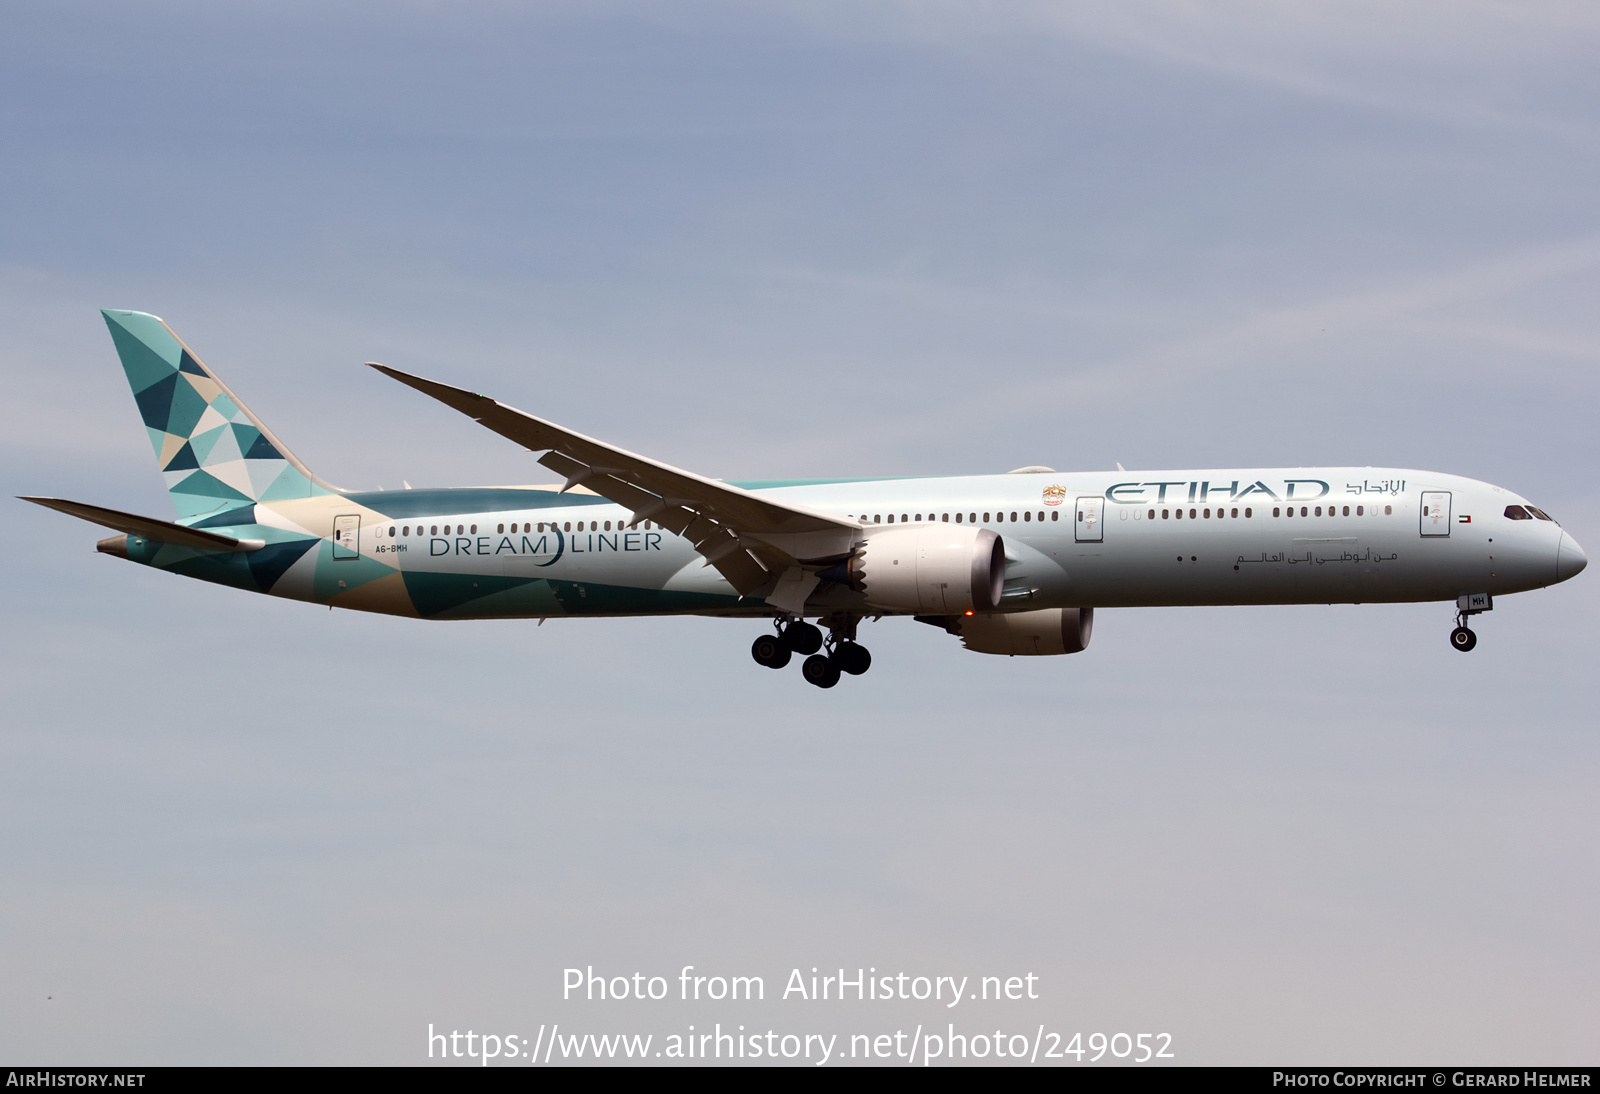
[21,310,1588,688]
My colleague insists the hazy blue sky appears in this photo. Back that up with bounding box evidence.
[3,0,1597,1065]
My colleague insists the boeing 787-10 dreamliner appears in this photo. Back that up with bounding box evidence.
[22,311,1588,688]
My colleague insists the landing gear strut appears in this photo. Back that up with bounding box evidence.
[801,612,870,688]
[1449,593,1492,653]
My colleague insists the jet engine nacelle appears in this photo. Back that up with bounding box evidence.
[954,607,1094,656]
[854,524,1004,614]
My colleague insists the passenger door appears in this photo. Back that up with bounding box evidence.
[1419,492,1451,537]
[1075,497,1104,543]
[332,514,362,559]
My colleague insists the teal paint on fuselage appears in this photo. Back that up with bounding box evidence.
[338,487,614,520]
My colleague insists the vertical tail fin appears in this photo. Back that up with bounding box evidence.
[102,310,339,522]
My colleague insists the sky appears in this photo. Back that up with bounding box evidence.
[2,0,1598,1066]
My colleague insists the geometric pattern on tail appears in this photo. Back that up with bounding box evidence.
[102,309,335,522]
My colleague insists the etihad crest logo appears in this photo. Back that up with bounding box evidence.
[1041,484,1067,506]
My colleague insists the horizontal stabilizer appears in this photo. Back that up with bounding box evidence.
[19,496,264,552]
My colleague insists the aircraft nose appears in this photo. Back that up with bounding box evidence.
[1558,532,1588,582]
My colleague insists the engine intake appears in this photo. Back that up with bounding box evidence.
[949,607,1094,656]
[852,525,1004,614]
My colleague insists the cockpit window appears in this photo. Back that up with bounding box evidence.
[1526,506,1557,523]
[1504,505,1532,520]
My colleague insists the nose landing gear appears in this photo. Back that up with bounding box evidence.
[1449,593,1492,653]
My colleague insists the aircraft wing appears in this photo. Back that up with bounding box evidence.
[368,365,861,603]
[20,496,265,551]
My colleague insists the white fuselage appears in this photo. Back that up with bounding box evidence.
[256,467,1581,618]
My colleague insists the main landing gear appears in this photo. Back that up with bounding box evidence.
[752,614,871,687]
[1449,593,1492,653]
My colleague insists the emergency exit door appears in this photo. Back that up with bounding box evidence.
[1075,497,1104,543]
[332,514,361,558]
[1419,492,1452,537]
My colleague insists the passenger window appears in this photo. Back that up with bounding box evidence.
[1190,509,1197,519]
[403,526,410,536]
[902,514,909,523]
[1244,507,1252,518]
[1203,508,1211,519]
[470,524,477,534]
[943,513,949,521]
[1052,511,1060,521]
[887,514,894,523]
[1230,508,1238,518]
[430,525,438,535]
[1162,509,1169,519]
[1356,506,1363,516]
[1273,508,1281,518]
[1023,511,1030,522]
[563,522,571,532]
[1314,507,1321,517]
[1384,505,1392,515]
[1341,506,1349,516]
[955,513,962,523]
[1149,509,1156,520]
